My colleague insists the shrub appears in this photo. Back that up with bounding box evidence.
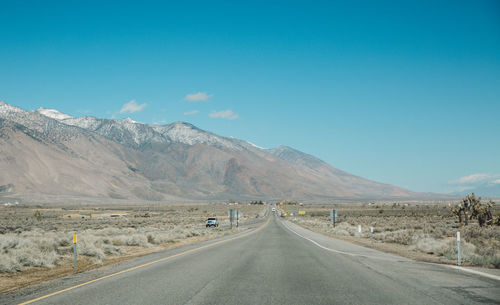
[0,253,21,273]
[375,229,415,245]
[78,237,105,263]
[412,236,448,254]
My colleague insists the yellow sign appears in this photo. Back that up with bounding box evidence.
[73,234,77,244]
[298,210,306,215]
[285,211,290,215]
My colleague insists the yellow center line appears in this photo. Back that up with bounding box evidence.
[18,216,272,305]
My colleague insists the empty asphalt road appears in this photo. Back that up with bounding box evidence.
[3,214,499,305]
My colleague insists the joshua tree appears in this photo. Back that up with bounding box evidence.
[33,210,43,221]
[470,200,494,227]
[451,194,495,227]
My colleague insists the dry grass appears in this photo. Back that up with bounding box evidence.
[0,203,267,292]
[284,202,500,268]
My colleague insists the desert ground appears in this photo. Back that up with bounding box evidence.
[281,201,500,268]
[0,202,267,293]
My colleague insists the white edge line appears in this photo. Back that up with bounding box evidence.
[281,219,500,282]
[443,265,500,281]
[280,219,381,259]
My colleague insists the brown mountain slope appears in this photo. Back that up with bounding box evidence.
[0,101,429,203]
[0,117,174,202]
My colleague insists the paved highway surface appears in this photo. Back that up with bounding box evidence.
[2,214,499,305]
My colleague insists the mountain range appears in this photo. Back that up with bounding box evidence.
[0,101,435,204]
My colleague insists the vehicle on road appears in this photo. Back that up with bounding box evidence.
[206,217,219,227]
[272,207,276,212]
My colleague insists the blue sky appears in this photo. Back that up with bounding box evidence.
[1,0,499,194]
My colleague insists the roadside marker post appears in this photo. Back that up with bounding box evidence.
[230,209,233,229]
[358,225,362,234]
[236,209,239,228]
[73,234,77,269]
[457,232,461,266]
[370,227,374,247]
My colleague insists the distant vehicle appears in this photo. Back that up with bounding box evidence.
[206,217,219,228]
[272,207,276,212]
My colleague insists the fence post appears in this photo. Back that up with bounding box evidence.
[73,233,77,268]
[370,227,374,247]
[457,231,461,266]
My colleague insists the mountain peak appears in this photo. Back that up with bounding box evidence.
[37,108,73,120]
[0,101,24,115]
[122,117,139,124]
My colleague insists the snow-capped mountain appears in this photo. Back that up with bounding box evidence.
[52,112,246,151]
[0,101,428,203]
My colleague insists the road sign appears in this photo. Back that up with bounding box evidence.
[331,209,338,226]
[298,210,306,215]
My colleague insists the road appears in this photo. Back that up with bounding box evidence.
[3,214,499,305]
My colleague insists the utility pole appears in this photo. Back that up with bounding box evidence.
[230,208,233,229]
[236,209,239,227]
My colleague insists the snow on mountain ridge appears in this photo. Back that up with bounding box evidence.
[37,108,73,120]
[2,102,259,151]
[247,141,266,150]
[41,110,241,149]
[0,101,24,116]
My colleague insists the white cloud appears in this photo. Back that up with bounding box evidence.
[445,173,500,194]
[450,173,492,184]
[209,110,239,120]
[184,110,199,116]
[120,100,147,113]
[184,92,213,102]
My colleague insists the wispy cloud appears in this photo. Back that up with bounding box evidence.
[447,173,500,194]
[120,100,147,113]
[184,92,213,102]
[209,110,239,120]
[184,110,199,116]
[451,173,492,184]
